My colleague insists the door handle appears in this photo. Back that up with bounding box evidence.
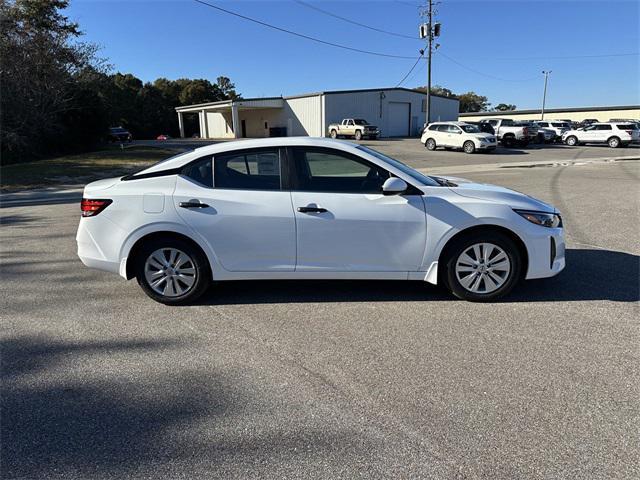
[179,201,209,209]
[297,206,327,213]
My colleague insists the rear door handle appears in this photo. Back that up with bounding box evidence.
[297,206,327,213]
[179,201,209,209]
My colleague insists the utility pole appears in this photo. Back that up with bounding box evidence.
[419,1,440,125]
[541,70,551,120]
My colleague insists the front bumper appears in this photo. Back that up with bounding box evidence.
[524,226,566,280]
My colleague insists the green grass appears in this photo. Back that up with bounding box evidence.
[0,146,179,192]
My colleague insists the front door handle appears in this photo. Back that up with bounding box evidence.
[179,201,209,209]
[297,206,327,213]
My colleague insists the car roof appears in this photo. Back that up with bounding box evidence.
[138,137,363,174]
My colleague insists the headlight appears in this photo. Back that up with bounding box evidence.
[514,209,562,228]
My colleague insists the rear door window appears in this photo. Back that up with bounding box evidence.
[214,149,281,190]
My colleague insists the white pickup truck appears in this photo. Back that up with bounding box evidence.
[328,118,380,140]
[478,118,532,147]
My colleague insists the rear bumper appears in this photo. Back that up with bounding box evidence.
[76,216,128,277]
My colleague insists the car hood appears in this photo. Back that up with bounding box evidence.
[471,133,495,140]
[438,176,556,213]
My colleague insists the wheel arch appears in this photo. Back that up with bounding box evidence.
[437,224,529,283]
[123,230,212,280]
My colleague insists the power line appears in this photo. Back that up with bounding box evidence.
[294,0,418,40]
[436,50,539,83]
[193,0,416,59]
[493,52,639,60]
[396,55,424,87]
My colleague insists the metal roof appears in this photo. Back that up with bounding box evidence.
[459,105,640,117]
[176,87,458,111]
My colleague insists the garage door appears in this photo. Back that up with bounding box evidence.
[387,102,411,137]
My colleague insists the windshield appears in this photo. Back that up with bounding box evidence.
[460,124,481,133]
[354,119,369,125]
[500,119,515,126]
[110,128,128,133]
[356,146,440,187]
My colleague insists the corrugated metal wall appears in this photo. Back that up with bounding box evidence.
[324,90,458,137]
[284,96,323,136]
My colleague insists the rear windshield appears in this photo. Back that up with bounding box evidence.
[110,128,128,133]
[500,119,515,126]
[616,124,638,130]
[551,123,567,127]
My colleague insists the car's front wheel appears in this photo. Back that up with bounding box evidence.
[354,130,362,141]
[463,141,476,154]
[135,238,210,305]
[443,232,522,302]
[565,135,578,146]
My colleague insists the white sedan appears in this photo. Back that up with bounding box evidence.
[77,137,565,304]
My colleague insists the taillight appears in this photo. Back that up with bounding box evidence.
[523,127,528,135]
[81,198,112,217]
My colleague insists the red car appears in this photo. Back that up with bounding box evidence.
[156,134,171,140]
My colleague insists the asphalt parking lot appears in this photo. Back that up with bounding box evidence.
[1,147,639,478]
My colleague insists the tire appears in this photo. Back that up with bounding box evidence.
[135,237,210,305]
[463,141,476,154]
[501,136,515,148]
[330,129,338,139]
[566,135,578,146]
[443,232,522,302]
[607,136,621,148]
[425,138,437,150]
[354,130,362,141]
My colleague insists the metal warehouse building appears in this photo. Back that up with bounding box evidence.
[175,87,459,139]
[459,105,640,123]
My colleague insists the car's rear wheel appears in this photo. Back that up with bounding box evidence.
[135,238,210,305]
[566,135,578,146]
[607,136,621,148]
[463,141,476,154]
[443,232,522,302]
[354,130,362,141]
[501,136,515,148]
[330,129,338,139]
[425,138,437,150]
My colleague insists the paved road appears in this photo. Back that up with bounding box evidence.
[1,160,638,479]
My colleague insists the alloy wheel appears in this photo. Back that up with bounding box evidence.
[455,242,511,294]
[144,248,197,297]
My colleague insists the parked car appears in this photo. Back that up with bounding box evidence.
[534,121,571,142]
[157,134,171,140]
[77,137,565,304]
[577,119,598,129]
[108,127,132,143]
[328,118,380,140]
[421,122,497,153]
[562,122,639,148]
[478,118,531,147]
[513,121,541,144]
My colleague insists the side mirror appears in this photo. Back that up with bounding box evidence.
[382,177,407,196]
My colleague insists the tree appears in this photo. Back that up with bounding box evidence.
[494,103,517,111]
[414,85,456,98]
[216,76,239,100]
[457,92,490,113]
[0,0,108,163]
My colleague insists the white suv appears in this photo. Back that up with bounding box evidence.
[562,122,639,148]
[421,122,497,154]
